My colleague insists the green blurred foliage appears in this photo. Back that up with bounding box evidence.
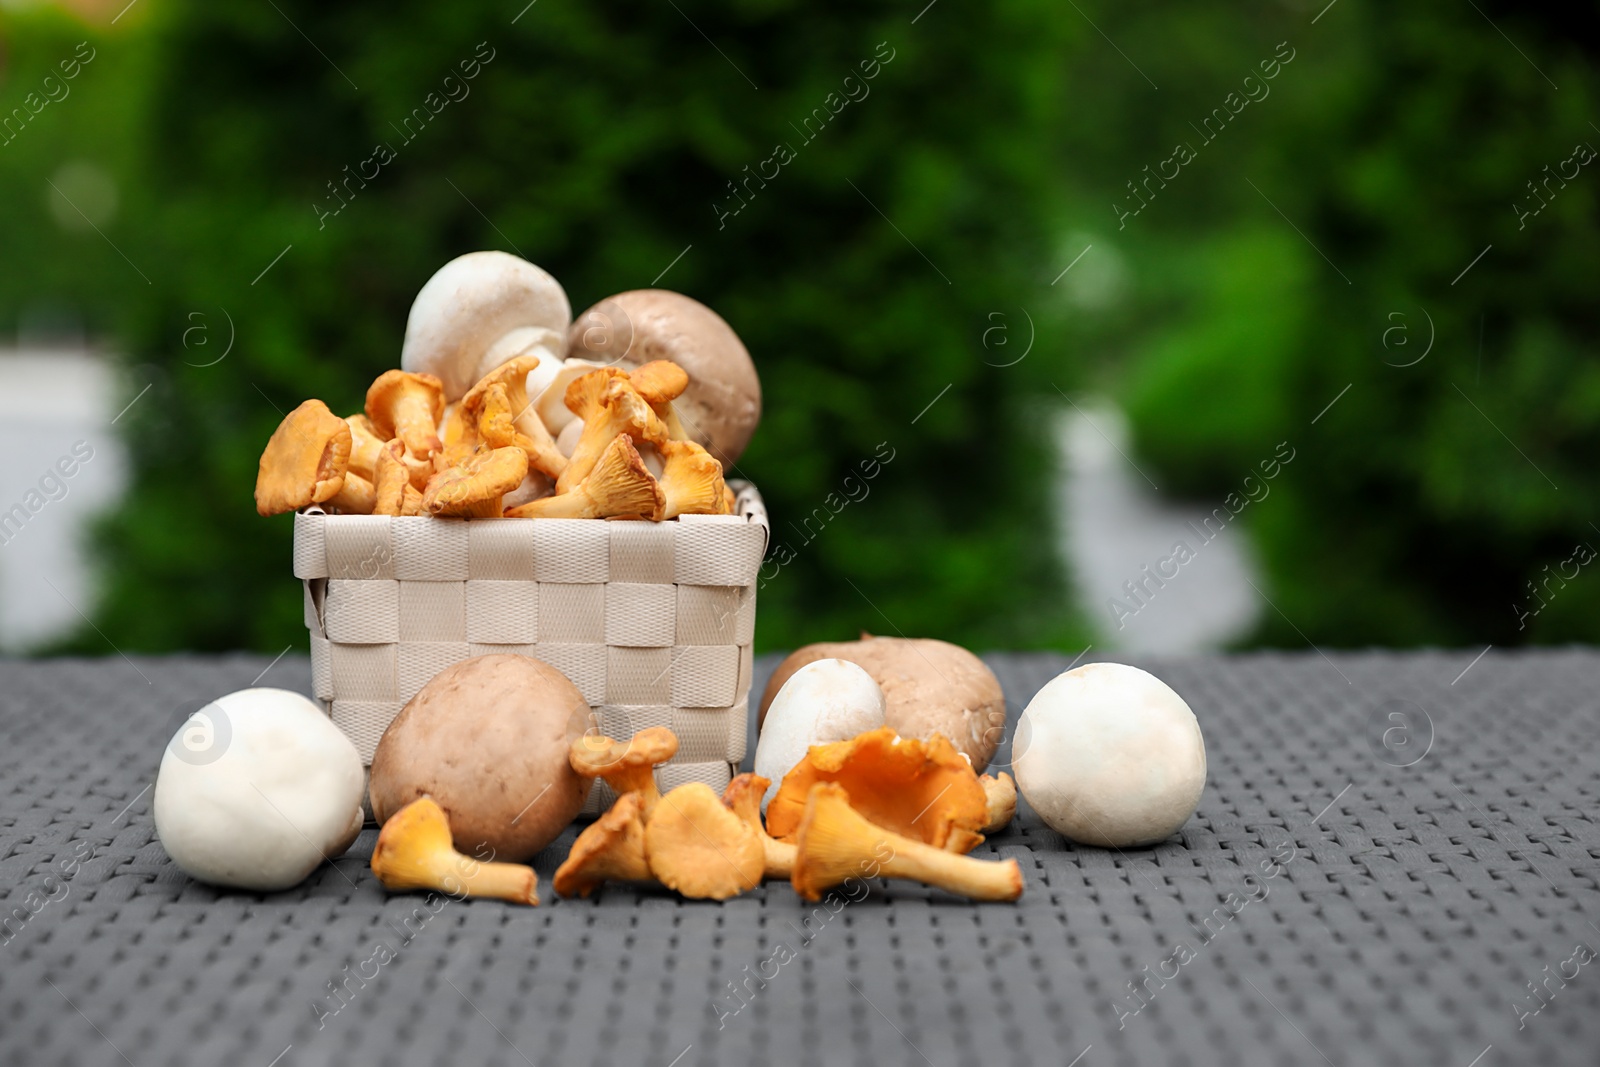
[0,0,1087,655]
[1056,3,1599,648]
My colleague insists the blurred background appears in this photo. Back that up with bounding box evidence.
[0,0,1595,658]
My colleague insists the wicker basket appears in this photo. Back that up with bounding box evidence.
[294,482,767,812]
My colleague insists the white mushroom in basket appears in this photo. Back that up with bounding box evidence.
[400,250,571,402]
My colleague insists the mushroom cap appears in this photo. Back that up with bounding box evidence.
[1012,663,1206,848]
[368,655,592,862]
[254,399,352,516]
[401,251,572,402]
[422,446,529,517]
[551,791,651,897]
[153,688,364,891]
[567,290,761,467]
[645,782,764,899]
[765,726,989,853]
[628,360,690,405]
[569,726,679,779]
[758,635,1007,772]
[753,659,886,810]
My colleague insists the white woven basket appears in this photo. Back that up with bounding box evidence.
[294,481,768,813]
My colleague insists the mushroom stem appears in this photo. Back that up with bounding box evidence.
[981,772,1018,833]
[723,773,796,880]
[791,783,1022,903]
[370,797,539,905]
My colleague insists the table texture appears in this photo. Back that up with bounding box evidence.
[2,649,1597,1067]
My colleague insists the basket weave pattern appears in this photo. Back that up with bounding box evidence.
[294,484,767,809]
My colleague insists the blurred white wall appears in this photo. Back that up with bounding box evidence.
[1057,398,1261,653]
[0,348,128,651]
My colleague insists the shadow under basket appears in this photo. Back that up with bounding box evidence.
[294,481,767,816]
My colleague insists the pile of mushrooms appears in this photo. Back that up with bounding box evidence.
[254,251,762,521]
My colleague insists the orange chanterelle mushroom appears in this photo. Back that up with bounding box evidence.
[645,782,763,900]
[255,399,353,516]
[567,727,679,817]
[552,791,652,898]
[765,727,990,854]
[790,782,1023,903]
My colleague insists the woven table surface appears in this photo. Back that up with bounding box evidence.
[1,650,1596,1067]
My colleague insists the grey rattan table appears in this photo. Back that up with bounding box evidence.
[2,650,1597,1067]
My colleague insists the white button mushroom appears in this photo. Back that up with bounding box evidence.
[153,688,365,891]
[400,250,572,402]
[1012,663,1206,848]
[754,659,886,809]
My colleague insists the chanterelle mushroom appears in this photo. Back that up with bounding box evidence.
[657,439,728,519]
[557,376,667,493]
[981,772,1018,833]
[766,727,990,854]
[254,399,352,516]
[366,370,445,461]
[791,783,1023,903]
[324,471,376,515]
[422,445,528,518]
[373,439,422,516]
[567,727,679,818]
[568,290,762,467]
[400,250,571,403]
[371,796,540,905]
[646,782,764,900]
[461,354,567,479]
[346,414,385,482]
[551,792,652,898]
[504,433,663,520]
[723,773,795,880]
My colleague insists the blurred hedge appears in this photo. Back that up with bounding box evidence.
[1,0,1086,655]
[1055,3,1600,647]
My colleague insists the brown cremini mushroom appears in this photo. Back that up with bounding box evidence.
[765,727,989,854]
[366,370,445,460]
[723,773,795,880]
[255,399,353,516]
[551,792,652,898]
[423,445,528,518]
[504,434,663,520]
[567,727,679,818]
[645,782,764,900]
[791,783,1023,903]
[370,796,540,905]
[461,355,567,480]
[981,772,1018,833]
[657,439,729,519]
[368,655,591,862]
[558,377,668,493]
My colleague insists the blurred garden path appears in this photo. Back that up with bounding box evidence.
[0,348,126,651]
[1058,398,1261,653]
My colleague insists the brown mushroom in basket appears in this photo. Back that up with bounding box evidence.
[657,439,728,519]
[791,783,1022,903]
[646,782,764,900]
[422,445,528,518]
[723,773,795,880]
[366,370,445,460]
[255,399,353,516]
[505,433,663,521]
[765,727,989,854]
[551,792,652,898]
[460,355,567,480]
[371,796,540,905]
[567,727,679,818]
[558,376,668,493]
